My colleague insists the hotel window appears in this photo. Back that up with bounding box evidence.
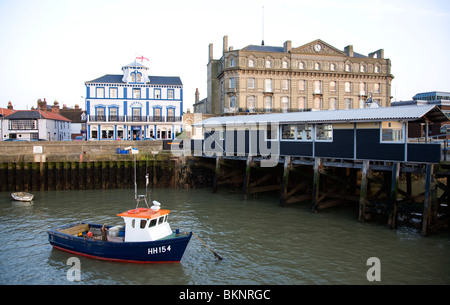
[265,59,272,68]
[374,83,381,93]
[314,97,322,110]
[374,65,380,73]
[229,96,236,108]
[264,96,272,111]
[110,88,118,98]
[329,81,336,92]
[282,125,296,140]
[345,98,352,109]
[345,64,351,72]
[297,124,312,141]
[248,78,255,89]
[329,98,337,110]
[109,107,118,121]
[168,89,174,99]
[381,121,403,142]
[132,108,141,121]
[265,79,272,92]
[282,60,288,68]
[298,80,305,91]
[298,97,306,110]
[229,78,236,89]
[314,81,322,94]
[155,89,161,99]
[314,62,321,70]
[133,88,141,99]
[359,82,366,95]
[248,59,254,67]
[96,107,105,121]
[345,82,352,93]
[247,96,255,112]
[330,63,336,71]
[96,87,104,98]
[360,65,366,73]
[281,79,289,90]
[316,124,333,141]
[136,73,142,82]
[230,59,235,67]
[281,97,289,112]
[298,61,305,69]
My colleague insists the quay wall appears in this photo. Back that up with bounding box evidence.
[0,141,216,191]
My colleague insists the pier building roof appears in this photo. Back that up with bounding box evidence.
[195,105,448,127]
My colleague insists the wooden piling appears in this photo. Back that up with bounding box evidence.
[242,155,253,200]
[280,156,291,207]
[388,162,400,229]
[422,164,434,236]
[213,156,222,193]
[358,160,370,223]
[311,157,322,212]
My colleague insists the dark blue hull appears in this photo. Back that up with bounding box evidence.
[48,223,192,263]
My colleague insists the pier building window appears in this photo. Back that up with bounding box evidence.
[297,124,312,141]
[381,121,403,142]
[316,124,333,141]
[282,125,296,140]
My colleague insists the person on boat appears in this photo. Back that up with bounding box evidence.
[101,224,108,242]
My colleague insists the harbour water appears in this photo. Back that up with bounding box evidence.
[0,187,449,285]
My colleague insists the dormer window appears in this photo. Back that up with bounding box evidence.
[131,71,142,83]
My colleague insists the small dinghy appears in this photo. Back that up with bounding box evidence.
[11,192,34,202]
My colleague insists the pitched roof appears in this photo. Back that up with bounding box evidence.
[5,110,71,122]
[242,45,285,53]
[85,74,182,86]
[195,105,448,127]
[0,108,15,117]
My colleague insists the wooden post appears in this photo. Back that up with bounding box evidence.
[242,155,253,200]
[311,157,322,212]
[213,156,221,193]
[388,162,400,229]
[358,160,370,223]
[279,156,291,207]
[422,164,433,236]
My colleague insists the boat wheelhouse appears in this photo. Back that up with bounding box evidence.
[191,105,448,164]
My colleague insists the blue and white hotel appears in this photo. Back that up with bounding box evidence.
[85,61,183,140]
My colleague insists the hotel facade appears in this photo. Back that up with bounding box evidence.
[85,61,183,141]
[205,36,394,115]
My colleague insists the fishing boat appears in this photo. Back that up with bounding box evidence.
[11,192,34,202]
[48,171,192,263]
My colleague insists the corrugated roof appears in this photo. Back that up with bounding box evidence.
[194,105,447,127]
[85,74,182,86]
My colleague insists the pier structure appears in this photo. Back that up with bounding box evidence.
[191,105,450,235]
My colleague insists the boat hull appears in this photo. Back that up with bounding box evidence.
[48,223,192,263]
[11,192,34,202]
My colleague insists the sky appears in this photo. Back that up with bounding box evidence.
[0,0,449,112]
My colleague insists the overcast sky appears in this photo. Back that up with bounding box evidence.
[0,0,449,112]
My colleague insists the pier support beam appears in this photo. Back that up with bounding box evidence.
[213,156,222,193]
[422,164,434,236]
[358,160,370,223]
[311,157,322,212]
[280,156,291,207]
[388,162,400,229]
[242,156,253,200]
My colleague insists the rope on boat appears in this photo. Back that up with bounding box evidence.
[192,232,223,261]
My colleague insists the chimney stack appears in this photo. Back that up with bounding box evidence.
[195,88,200,103]
[223,35,228,54]
[345,45,354,57]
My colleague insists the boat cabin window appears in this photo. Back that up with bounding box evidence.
[158,217,164,225]
[140,219,147,229]
[149,219,157,228]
